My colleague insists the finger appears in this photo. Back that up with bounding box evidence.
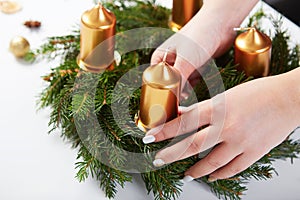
[173,56,196,91]
[153,125,222,167]
[150,47,177,66]
[144,100,211,143]
[178,105,196,115]
[208,151,264,182]
[187,69,202,88]
[172,41,208,86]
[183,142,243,180]
[180,75,195,101]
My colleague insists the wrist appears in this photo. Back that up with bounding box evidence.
[179,9,222,58]
[175,12,222,80]
[278,67,300,126]
[197,0,259,57]
[286,67,300,111]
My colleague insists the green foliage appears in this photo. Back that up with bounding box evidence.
[105,0,170,31]
[270,18,300,75]
[25,34,80,63]
[247,7,266,28]
[31,1,300,200]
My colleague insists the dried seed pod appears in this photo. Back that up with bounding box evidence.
[24,20,41,28]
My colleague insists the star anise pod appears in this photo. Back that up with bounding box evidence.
[24,20,41,28]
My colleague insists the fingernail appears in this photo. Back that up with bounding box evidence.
[143,135,155,144]
[181,93,190,101]
[182,175,194,183]
[208,176,217,182]
[153,159,165,167]
[178,106,188,113]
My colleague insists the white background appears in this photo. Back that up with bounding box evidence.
[0,0,300,200]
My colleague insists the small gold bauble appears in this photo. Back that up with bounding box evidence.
[9,36,30,58]
[0,1,22,14]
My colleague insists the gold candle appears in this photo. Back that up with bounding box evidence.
[78,3,116,73]
[137,52,181,131]
[169,0,203,32]
[234,27,272,77]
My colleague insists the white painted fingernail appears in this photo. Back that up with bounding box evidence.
[181,93,190,100]
[153,159,165,167]
[182,175,194,183]
[178,106,188,113]
[208,176,217,183]
[143,135,155,144]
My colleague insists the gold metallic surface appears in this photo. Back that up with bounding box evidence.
[169,0,203,31]
[137,61,181,131]
[9,36,30,57]
[78,3,116,72]
[234,28,272,77]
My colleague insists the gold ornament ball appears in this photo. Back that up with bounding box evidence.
[9,36,30,58]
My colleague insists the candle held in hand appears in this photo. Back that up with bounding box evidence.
[136,51,181,131]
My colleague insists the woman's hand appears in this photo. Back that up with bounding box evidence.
[150,18,223,92]
[151,0,259,91]
[143,68,300,182]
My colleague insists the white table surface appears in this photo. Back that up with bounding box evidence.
[0,1,300,200]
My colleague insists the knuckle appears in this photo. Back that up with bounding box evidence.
[186,139,202,153]
[160,129,168,140]
[198,101,211,115]
[179,116,188,133]
[228,166,243,176]
[207,157,223,168]
[154,124,171,141]
[212,168,241,180]
[160,148,178,162]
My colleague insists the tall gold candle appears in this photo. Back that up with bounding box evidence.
[169,0,203,32]
[234,27,272,77]
[78,3,116,73]
[137,52,181,131]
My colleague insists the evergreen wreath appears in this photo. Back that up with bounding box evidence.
[26,1,300,199]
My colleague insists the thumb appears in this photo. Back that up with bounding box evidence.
[173,56,197,92]
[150,46,177,66]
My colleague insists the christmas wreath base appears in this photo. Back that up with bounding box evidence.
[26,1,300,200]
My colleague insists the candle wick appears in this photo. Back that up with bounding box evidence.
[253,21,258,28]
[97,0,102,7]
[233,27,255,32]
[233,27,241,31]
[163,47,172,63]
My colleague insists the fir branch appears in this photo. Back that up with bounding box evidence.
[247,7,266,28]
[206,178,247,200]
[25,34,80,63]
[268,137,300,163]
[105,0,170,32]
[142,168,183,200]
[239,164,274,181]
[269,17,299,75]
[75,145,132,198]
